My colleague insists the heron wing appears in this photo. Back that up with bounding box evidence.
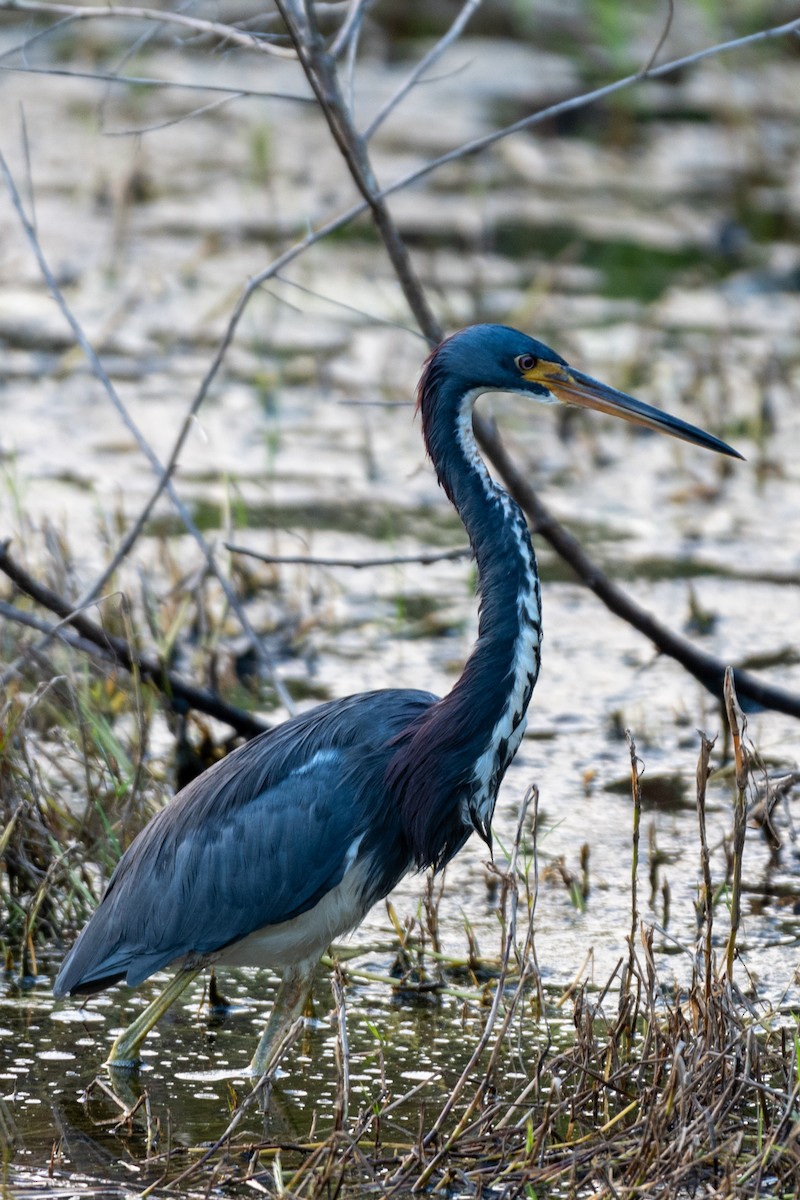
[54,689,435,994]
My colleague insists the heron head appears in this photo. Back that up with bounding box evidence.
[429,324,743,460]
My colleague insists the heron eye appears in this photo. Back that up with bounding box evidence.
[516,353,538,373]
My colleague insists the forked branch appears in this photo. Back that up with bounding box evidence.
[3,2,798,724]
[275,1,800,722]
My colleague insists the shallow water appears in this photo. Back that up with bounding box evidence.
[1,4,800,1193]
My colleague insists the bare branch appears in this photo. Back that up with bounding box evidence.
[6,7,797,724]
[88,10,800,484]
[270,5,800,724]
[340,1,362,116]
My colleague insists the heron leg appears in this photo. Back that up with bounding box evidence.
[106,968,200,1068]
[248,960,316,1077]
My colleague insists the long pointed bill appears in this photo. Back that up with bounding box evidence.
[526,364,744,460]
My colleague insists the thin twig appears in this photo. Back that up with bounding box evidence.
[363,0,482,140]
[0,11,78,64]
[273,271,425,339]
[0,63,314,101]
[641,0,675,74]
[329,0,369,60]
[2,0,298,58]
[225,544,470,569]
[625,731,642,981]
[696,731,716,1016]
[104,89,245,136]
[331,965,350,1130]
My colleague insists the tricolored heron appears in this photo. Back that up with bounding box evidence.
[54,325,741,1073]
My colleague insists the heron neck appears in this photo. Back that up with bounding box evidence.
[388,382,542,868]
[444,399,543,777]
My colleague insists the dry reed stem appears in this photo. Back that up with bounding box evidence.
[723,667,749,982]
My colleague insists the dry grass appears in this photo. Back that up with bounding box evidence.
[172,720,798,1199]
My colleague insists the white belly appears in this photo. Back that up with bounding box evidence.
[204,855,376,970]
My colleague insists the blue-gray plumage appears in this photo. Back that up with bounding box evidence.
[54,325,741,1073]
[56,692,433,991]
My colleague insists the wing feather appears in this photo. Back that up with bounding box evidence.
[55,689,435,995]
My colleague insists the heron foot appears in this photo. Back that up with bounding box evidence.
[248,961,316,1077]
[105,968,200,1068]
